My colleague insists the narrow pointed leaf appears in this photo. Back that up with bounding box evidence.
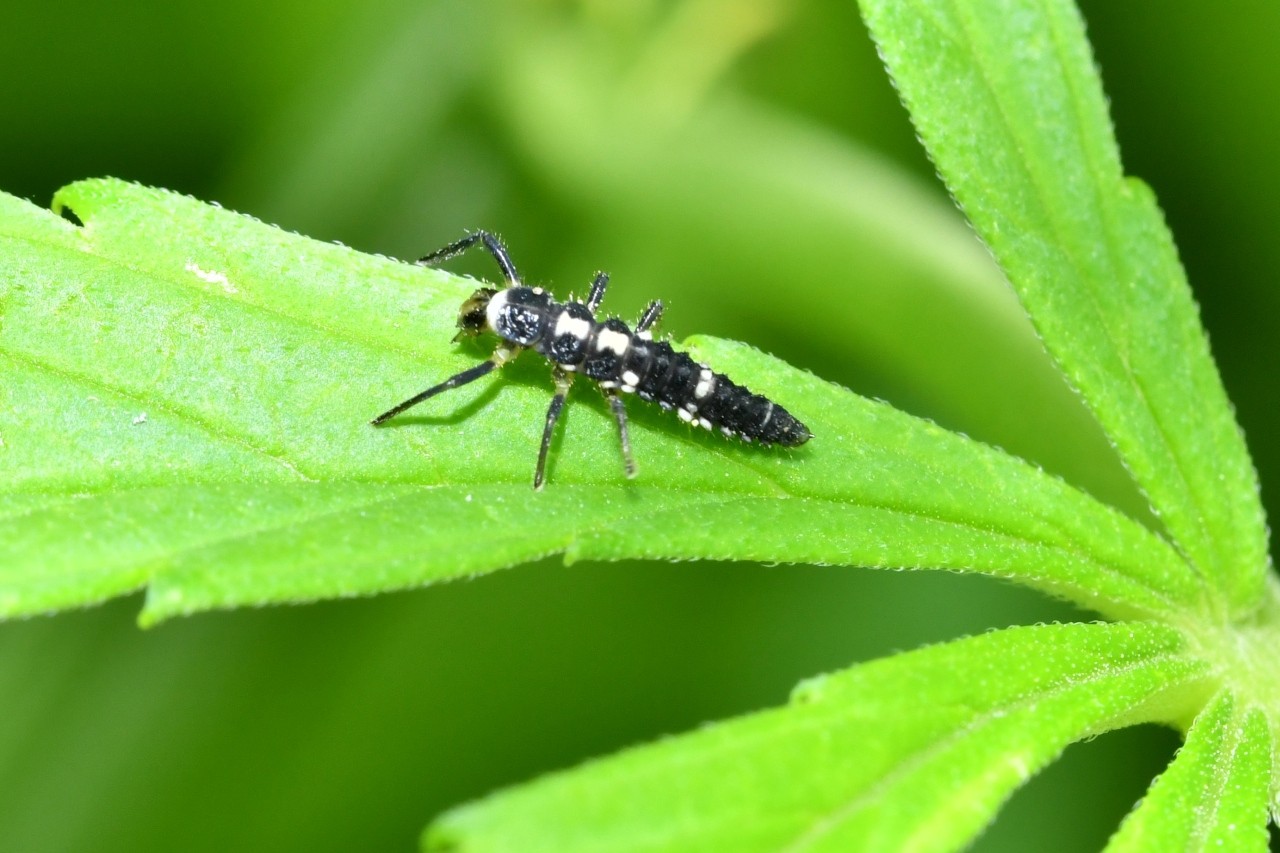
[1105,691,1271,852]
[427,622,1205,852]
[858,0,1268,613]
[0,180,1201,622]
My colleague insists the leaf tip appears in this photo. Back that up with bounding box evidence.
[137,584,187,628]
[420,817,465,852]
[789,671,831,704]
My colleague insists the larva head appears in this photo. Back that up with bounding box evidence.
[455,287,498,338]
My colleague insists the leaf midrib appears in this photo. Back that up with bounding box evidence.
[1187,696,1247,849]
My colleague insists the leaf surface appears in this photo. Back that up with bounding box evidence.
[427,621,1205,852]
[1105,691,1271,852]
[858,0,1268,614]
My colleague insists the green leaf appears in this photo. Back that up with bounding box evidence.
[0,180,1202,622]
[427,622,1206,852]
[857,0,1268,614]
[1105,691,1271,852]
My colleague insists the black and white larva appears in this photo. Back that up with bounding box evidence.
[372,231,811,489]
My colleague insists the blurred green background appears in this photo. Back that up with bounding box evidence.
[1,1,1276,850]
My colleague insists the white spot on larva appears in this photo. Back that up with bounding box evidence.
[596,329,630,355]
[694,369,714,399]
[563,364,577,372]
[485,289,510,331]
[185,261,238,294]
[599,380,618,389]
[621,370,640,387]
[532,287,545,295]
[677,408,694,423]
[132,412,148,425]
[554,312,591,341]
[721,426,734,437]
[685,403,698,414]
[637,330,653,341]
[698,417,712,430]
[620,385,635,394]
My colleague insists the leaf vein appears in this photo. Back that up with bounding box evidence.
[0,347,315,482]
